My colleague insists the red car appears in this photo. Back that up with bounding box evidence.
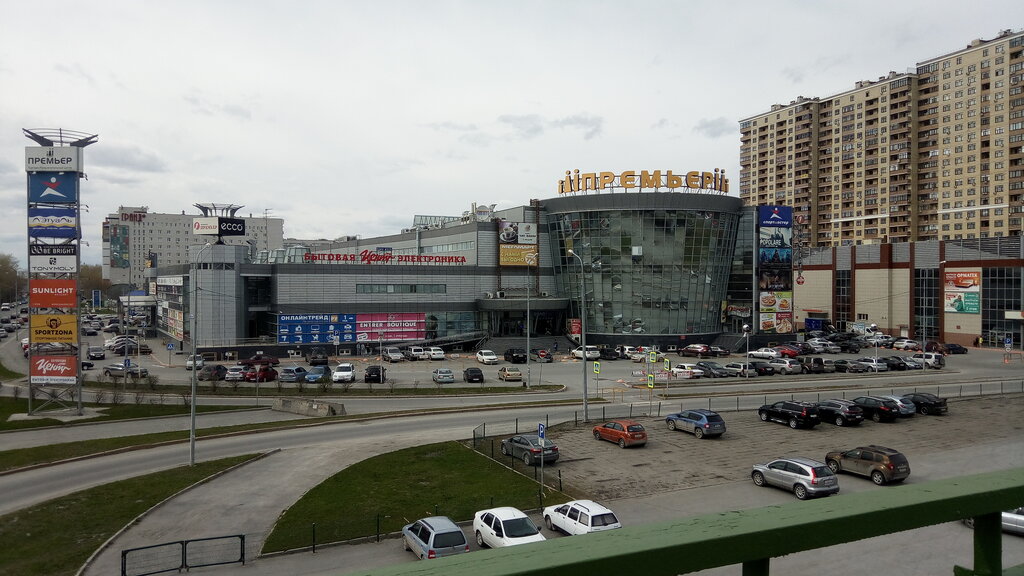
[593,419,648,448]
[773,346,800,358]
[245,365,278,382]
[239,354,281,366]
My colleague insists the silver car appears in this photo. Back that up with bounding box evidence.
[751,457,840,500]
[880,394,916,417]
[963,507,1024,535]
[401,516,469,560]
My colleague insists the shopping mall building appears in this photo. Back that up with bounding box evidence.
[147,169,1023,358]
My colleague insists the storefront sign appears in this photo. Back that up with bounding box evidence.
[25,146,81,172]
[28,208,77,238]
[302,251,467,264]
[30,279,78,308]
[28,172,78,203]
[558,169,729,195]
[29,356,77,385]
[30,314,78,343]
[499,244,539,267]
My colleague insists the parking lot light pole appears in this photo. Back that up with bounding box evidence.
[526,251,539,389]
[871,323,879,371]
[743,324,752,378]
[190,242,211,466]
[567,249,588,421]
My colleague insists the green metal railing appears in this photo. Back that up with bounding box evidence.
[349,467,1024,576]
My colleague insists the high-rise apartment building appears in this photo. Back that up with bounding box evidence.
[102,203,284,288]
[739,29,1024,248]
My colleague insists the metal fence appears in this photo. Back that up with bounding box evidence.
[120,534,245,576]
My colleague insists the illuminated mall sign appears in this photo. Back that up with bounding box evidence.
[558,169,729,195]
[303,251,467,264]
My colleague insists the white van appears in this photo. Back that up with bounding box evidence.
[407,346,430,361]
[910,352,945,369]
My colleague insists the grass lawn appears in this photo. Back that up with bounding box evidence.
[0,454,257,576]
[263,441,574,553]
[0,395,251,432]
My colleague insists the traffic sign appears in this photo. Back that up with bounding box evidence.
[124,358,131,368]
[166,342,174,350]
[647,374,655,388]
[664,359,671,371]
[649,350,658,363]
[796,275,805,285]
[1006,337,1013,352]
[537,423,545,439]
[593,361,601,375]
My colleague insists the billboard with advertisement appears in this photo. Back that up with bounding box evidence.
[275,312,430,343]
[30,279,78,308]
[28,208,77,238]
[944,292,980,314]
[30,314,78,343]
[28,172,78,203]
[25,146,81,172]
[499,244,540,267]
[943,271,980,314]
[30,356,78,385]
[498,221,538,244]
[755,206,794,333]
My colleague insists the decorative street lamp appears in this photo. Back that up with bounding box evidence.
[525,251,539,389]
[871,323,879,371]
[742,324,752,378]
[567,249,588,421]
[189,242,211,466]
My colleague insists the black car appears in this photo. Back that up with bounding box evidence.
[598,347,620,360]
[946,343,969,354]
[757,401,820,429]
[900,392,949,415]
[836,340,861,353]
[364,365,386,383]
[695,361,731,378]
[86,346,106,360]
[709,346,731,357]
[748,361,776,376]
[503,348,527,364]
[816,399,865,426]
[881,356,909,371]
[851,396,901,422]
[463,367,484,383]
[307,347,329,366]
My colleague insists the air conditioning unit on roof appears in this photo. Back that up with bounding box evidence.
[496,291,505,298]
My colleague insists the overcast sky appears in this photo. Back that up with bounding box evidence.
[0,1,1017,266]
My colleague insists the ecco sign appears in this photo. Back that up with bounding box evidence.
[193,217,246,236]
[218,217,246,236]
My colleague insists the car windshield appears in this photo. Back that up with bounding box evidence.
[501,517,540,538]
[591,512,619,527]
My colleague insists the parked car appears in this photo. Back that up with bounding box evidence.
[747,347,780,360]
[304,366,328,383]
[709,346,731,357]
[86,346,106,360]
[472,507,545,548]
[723,362,758,377]
[542,500,622,535]
[185,354,205,370]
[880,394,917,417]
[962,507,1024,535]
[880,356,911,371]
[679,344,711,358]
[382,347,405,363]
[306,347,329,366]
[476,350,499,365]
[851,396,901,422]
[800,356,834,374]
[332,363,356,383]
[103,363,149,378]
[197,364,228,381]
[401,516,469,560]
[670,363,704,378]
[462,367,484,383]
[598,347,620,360]
[278,366,308,382]
[835,340,862,353]
[404,346,429,361]
[364,365,386,383]
[80,326,98,336]
[500,434,559,465]
[910,352,946,369]
[855,357,890,372]
[816,399,865,426]
[224,365,246,382]
[946,343,969,354]
[503,348,527,364]
[772,346,800,359]
[631,349,667,363]
[428,347,446,360]
[768,358,801,375]
[530,348,554,363]
[892,339,922,351]
[571,345,601,360]
[751,457,840,500]
[238,354,280,366]
[925,341,950,354]
[748,360,776,376]
[758,400,820,429]
[901,392,948,415]
[111,343,153,355]
[832,359,869,373]
[695,361,732,378]
[431,368,455,384]
[806,338,840,354]
[245,365,278,382]
[665,409,726,439]
[614,345,638,359]
[497,366,522,382]
[824,445,910,485]
[592,419,648,448]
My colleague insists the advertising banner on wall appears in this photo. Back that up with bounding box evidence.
[943,271,981,314]
[498,221,538,244]
[29,244,77,273]
[944,292,980,313]
[755,206,794,334]
[25,146,81,172]
[28,172,78,203]
[28,208,77,238]
[30,314,78,343]
[499,244,540,267]
[275,313,432,344]
[29,356,78,385]
[30,279,78,308]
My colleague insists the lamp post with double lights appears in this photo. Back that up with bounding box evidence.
[566,249,588,421]
[525,251,539,388]
[742,324,752,378]
[189,242,211,466]
[871,323,879,371]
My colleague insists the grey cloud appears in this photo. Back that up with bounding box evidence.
[498,114,545,139]
[182,93,252,120]
[693,117,735,139]
[425,121,478,132]
[551,114,603,140]
[781,66,805,83]
[650,118,670,130]
[53,62,96,86]
[89,143,167,173]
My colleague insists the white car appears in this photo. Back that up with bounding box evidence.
[768,358,801,375]
[807,339,841,354]
[747,347,780,360]
[571,346,600,360]
[542,500,622,535]
[224,365,246,382]
[428,347,445,360]
[631,350,667,363]
[671,364,704,378]
[476,350,499,364]
[892,339,922,351]
[332,363,356,383]
[472,507,546,548]
[185,354,205,370]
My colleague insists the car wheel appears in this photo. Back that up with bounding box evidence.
[871,470,886,485]
[752,471,765,486]
[788,418,799,429]
[835,416,845,427]
[618,438,626,449]
[103,370,111,377]
[872,412,881,423]
[403,537,410,551]
[827,459,840,473]
[500,443,509,456]
[759,411,769,422]
[920,406,930,415]
[475,531,486,548]
[793,484,808,500]
[522,452,532,465]
[667,420,677,430]
[545,515,554,531]
[694,428,704,439]
[593,431,602,441]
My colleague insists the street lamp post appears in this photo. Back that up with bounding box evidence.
[567,249,588,421]
[525,251,539,389]
[871,323,879,371]
[742,324,752,378]
[189,243,211,466]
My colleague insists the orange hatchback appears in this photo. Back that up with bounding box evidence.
[592,419,648,448]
